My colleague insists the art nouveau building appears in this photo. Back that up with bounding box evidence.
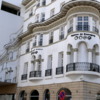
[0,0,100,100]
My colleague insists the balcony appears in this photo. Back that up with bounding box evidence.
[56,67,63,75]
[45,69,52,76]
[21,74,27,80]
[30,71,41,77]
[66,62,100,73]
[68,25,99,34]
[4,79,11,83]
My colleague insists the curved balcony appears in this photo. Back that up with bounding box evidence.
[29,71,42,80]
[66,62,100,76]
[68,25,99,34]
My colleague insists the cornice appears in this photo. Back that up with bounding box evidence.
[19,0,100,39]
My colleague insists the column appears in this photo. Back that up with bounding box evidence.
[73,48,78,62]
[88,49,92,63]
[66,51,71,64]
[95,52,100,65]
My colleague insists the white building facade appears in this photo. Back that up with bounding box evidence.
[0,0,100,100]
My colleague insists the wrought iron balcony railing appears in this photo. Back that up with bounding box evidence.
[21,74,27,80]
[56,67,63,75]
[66,62,100,73]
[45,69,52,76]
[4,79,11,83]
[30,71,41,77]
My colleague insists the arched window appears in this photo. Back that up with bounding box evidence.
[44,89,50,100]
[30,90,39,100]
[19,91,27,100]
[57,88,72,100]
[78,42,88,62]
[96,92,100,100]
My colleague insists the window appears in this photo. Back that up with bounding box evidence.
[50,8,55,17]
[77,16,89,31]
[33,36,37,46]
[9,52,13,60]
[41,13,45,22]
[38,34,43,46]
[93,18,98,33]
[29,9,33,17]
[42,0,46,6]
[35,14,39,23]
[68,19,73,33]
[23,62,28,74]
[49,32,53,44]
[47,55,52,69]
[37,0,40,7]
[26,42,30,53]
[59,27,64,40]
[58,52,63,67]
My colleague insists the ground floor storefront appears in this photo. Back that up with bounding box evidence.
[0,84,17,100]
[16,81,100,100]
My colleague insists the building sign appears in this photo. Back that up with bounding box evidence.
[71,33,95,40]
[31,48,43,55]
[58,90,66,100]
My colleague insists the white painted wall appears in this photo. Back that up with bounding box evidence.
[0,10,23,51]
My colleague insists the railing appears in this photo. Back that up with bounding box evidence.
[59,34,64,40]
[56,67,63,75]
[4,79,11,83]
[45,69,52,76]
[66,62,100,73]
[21,74,27,80]
[68,27,73,33]
[76,25,90,31]
[30,71,41,77]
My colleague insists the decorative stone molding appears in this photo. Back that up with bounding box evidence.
[73,48,78,52]
[67,52,71,55]
[95,52,100,55]
[87,49,93,52]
